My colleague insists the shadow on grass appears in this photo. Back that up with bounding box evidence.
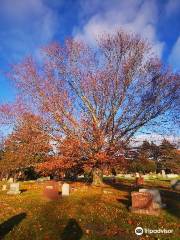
[105,178,180,219]
[60,218,83,240]
[0,213,26,239]
[117,198,131,209]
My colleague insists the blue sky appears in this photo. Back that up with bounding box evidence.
[0,0,179,142]
[0,0,180,104]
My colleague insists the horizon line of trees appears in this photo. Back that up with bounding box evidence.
[0,126,179,179]
[126,139,180,174]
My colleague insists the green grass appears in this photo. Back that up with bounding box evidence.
[0,179,179,240]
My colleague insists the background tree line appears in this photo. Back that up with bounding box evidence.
[126,139,180,174]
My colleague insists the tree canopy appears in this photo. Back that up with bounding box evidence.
[0,30,179,179]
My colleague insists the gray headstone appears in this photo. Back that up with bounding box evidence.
[62,183,70,196]
[139,188,162,206]
[7,183,20,195]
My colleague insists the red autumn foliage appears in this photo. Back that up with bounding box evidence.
[0,30,179,176]
[0,112,51,172]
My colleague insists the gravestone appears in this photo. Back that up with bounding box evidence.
[171,180,180,191]
[43,181,59,200]
[161,170,166,178]
[135,172,140,178]
[2,185,7,191]
[62,183,70,196]
[131,192,152,209]
[130,192,160,216]
[139,188,164,208]
[7,183,20,195]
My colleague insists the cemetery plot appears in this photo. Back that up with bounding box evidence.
[0,178,179,240]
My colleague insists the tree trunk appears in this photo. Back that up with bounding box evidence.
[92,168,103,186]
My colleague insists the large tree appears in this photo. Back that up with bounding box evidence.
[1,30,179,184]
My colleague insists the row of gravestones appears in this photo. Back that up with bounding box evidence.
[1,182,71,198]
[119,172,179,179]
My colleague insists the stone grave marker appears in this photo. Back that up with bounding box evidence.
[161,170,166,178]
[135,172,140,178]
[130,191,160,216]
[62,183,70,196]
[43,181,59,200]
[7,183,20,195]
[139,188,164,208]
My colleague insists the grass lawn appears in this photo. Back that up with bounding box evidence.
[0,179,179,240]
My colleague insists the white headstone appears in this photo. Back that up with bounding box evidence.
[62,183,70,196]
[7,183,20,195]
[2,185,7,191]
[161,170,166,178]
[135,173,140,178]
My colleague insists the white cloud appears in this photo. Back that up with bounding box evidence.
[74,0,164,57]
[169,36,180,71]
[132,133,180,147]
[0,0,59,61]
